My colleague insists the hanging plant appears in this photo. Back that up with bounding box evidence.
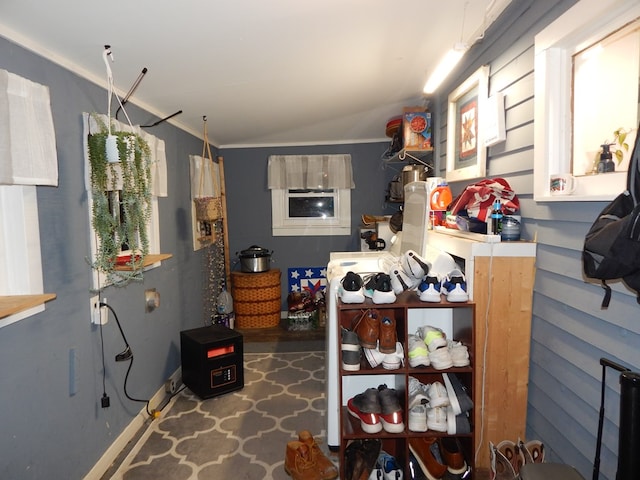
[88,115,152,287]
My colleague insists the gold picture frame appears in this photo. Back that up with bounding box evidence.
[446,65,490,182]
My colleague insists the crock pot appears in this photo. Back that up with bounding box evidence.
[237,245,272,273]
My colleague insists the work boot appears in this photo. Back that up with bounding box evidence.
[352,309,380,349]
[378,316,397,354]
[298,430,338,480]
[285,440,322,480]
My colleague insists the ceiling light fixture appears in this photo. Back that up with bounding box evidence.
[422,42,468,95]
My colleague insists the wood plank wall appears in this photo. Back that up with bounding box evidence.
[431,1,639,479]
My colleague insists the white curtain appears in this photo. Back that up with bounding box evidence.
[267,154,354,189]
[0,69,58,186]
[82,112,168,197]
[189,154,220,198]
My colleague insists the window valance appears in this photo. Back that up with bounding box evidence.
[267,154,355,189]
[0,69,58,186]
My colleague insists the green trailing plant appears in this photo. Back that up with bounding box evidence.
[87,115,152,288]
[611,127,631,165]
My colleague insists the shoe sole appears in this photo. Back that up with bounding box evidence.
[380,416,405,433]
[372,291,396,304]
[339,290,365,303]
[443,373,473,415]
[347,403,383,434]
[408,443,444,480]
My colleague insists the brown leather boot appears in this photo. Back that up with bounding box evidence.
[298,430,338,480]
[378,316,397,354]
[352,309,380,349]
[285,440,322,480]
[409,437,448,479]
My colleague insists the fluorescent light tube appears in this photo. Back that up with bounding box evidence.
[423,43,467,95]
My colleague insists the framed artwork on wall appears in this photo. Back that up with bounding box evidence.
[446,65,490,182]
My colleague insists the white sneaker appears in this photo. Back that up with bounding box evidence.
[407,334,430,367]
[416,325,447,352]
[441,269,469,302]
[382,342,404,370]
[429,347,454,370]
[426,406,448,432]
[408,376,430,409]
[449,340,470,367]
[363,345,385,368]
[401,250,431,280]
[427,381,450,408]
[408,403,428,432]
[389,266,419,295]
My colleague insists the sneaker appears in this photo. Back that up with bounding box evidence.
[363,345,385,368]
[368,458,383,480]
[377,384,405,433]
[417,275,442,303]
[408,450,428,480]
[339,271,365,303]
[408,403,428,432]
[441,269,469,302]
[378,316,397,354]
[428,346,454,370]
[416,325,447,352]
[341,328,361,371]
[378,450,404,480]
[401,250,431,280]
[426,406,448,432]
[389,266,419,295]
[382,342,404,370]
[352,309,380,349]
[408,376,430,409]
[427,381,450,408]
[448,341,470,367]
[364,273,396,304]
[446,407,471,435]
[347,388,382,434]
[407,334,430,367]
[442,373,473,415]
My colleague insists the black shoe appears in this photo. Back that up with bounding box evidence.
[344,439,382,480]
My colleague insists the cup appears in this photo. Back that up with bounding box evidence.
[550,173,577,195]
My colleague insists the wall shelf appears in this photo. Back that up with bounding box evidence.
[382,148,433,165]
[0,294,57,319]
[114,253,173,271]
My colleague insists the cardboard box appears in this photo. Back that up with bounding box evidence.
[403,107,432,150]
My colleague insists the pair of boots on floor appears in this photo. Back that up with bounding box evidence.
[490,438,544,479]
[285,430,338,480]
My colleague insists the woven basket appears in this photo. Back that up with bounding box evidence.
[194,196,222,221]
[231,269,281,329]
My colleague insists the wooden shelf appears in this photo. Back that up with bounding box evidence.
[0,294,57,319]
[114,253,173,271]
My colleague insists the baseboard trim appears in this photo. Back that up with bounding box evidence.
[83,367,181,480]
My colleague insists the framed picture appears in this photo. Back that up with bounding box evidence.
[446,65,490,182]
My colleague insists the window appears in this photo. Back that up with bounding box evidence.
[271,188,351,236]
[267,154,354,236]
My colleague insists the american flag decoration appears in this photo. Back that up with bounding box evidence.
[288,266,327,295]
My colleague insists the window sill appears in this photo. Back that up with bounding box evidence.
[114,253,173,271]
[0,294,56,319]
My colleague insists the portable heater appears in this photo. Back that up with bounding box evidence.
[180,324,244,399]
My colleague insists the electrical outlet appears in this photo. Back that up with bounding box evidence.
[90,295,108,325]
[165,371,182,394]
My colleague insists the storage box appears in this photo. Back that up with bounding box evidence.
[403,107,432,150]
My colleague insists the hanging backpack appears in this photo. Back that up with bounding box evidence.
[582,124,640,308]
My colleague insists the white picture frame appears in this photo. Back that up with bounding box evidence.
[446,65,490,182]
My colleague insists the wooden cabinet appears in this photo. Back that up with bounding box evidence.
[337,292,476,478]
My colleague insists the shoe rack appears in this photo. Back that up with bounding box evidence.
[337,291,475,479]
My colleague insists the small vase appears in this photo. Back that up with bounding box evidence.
[106,134,119,163]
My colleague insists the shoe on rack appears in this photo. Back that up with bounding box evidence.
[285,440,323,480]
[426,406,448,432]
[377,450,404,480]
[428,346,454,370]
[401,250,431,280]
[416,325,447,352]
[408,403,428,433]
[347,388,382,434]
[438,437,471,478]
[409,437,448,480]
[352,309,380,349]
[441,269,469,303]
[442,373,473,415]
[339,271,365,304]
[363,345,385,368]
[341,328,361,372]
[364,273,397,304]
[378,316,398,354]
[427,381,450,408]
[448,341,470,367]
[446,407,471,435]
[389,266,419,295]
[490,442,517,480]
[417,275,442,303]
[345,438,382,480]
[407,334,430,367]
[298,430,339,480]
[408,450,428,480]
[408,376,430,409]
[382,342,404,370]
[377,384,405,433]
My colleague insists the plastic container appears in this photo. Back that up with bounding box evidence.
[430,183,452,211]
[215,287,235,328]
[501,216,521,241]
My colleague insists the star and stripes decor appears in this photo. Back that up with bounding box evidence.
[287,266,327,295]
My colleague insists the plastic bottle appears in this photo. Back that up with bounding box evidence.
[430,182,453,211]
[489,200,503,236]
[217,287,235,328]
[599,143,614,173]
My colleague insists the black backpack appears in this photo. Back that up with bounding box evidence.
[582,124,640,308]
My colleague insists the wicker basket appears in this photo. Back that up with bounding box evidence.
[194,196,222,221]
[231,269,281,329]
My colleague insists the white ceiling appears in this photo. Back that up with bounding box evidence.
[0,0,509,148]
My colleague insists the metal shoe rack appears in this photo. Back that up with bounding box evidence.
[337,290,476,478]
